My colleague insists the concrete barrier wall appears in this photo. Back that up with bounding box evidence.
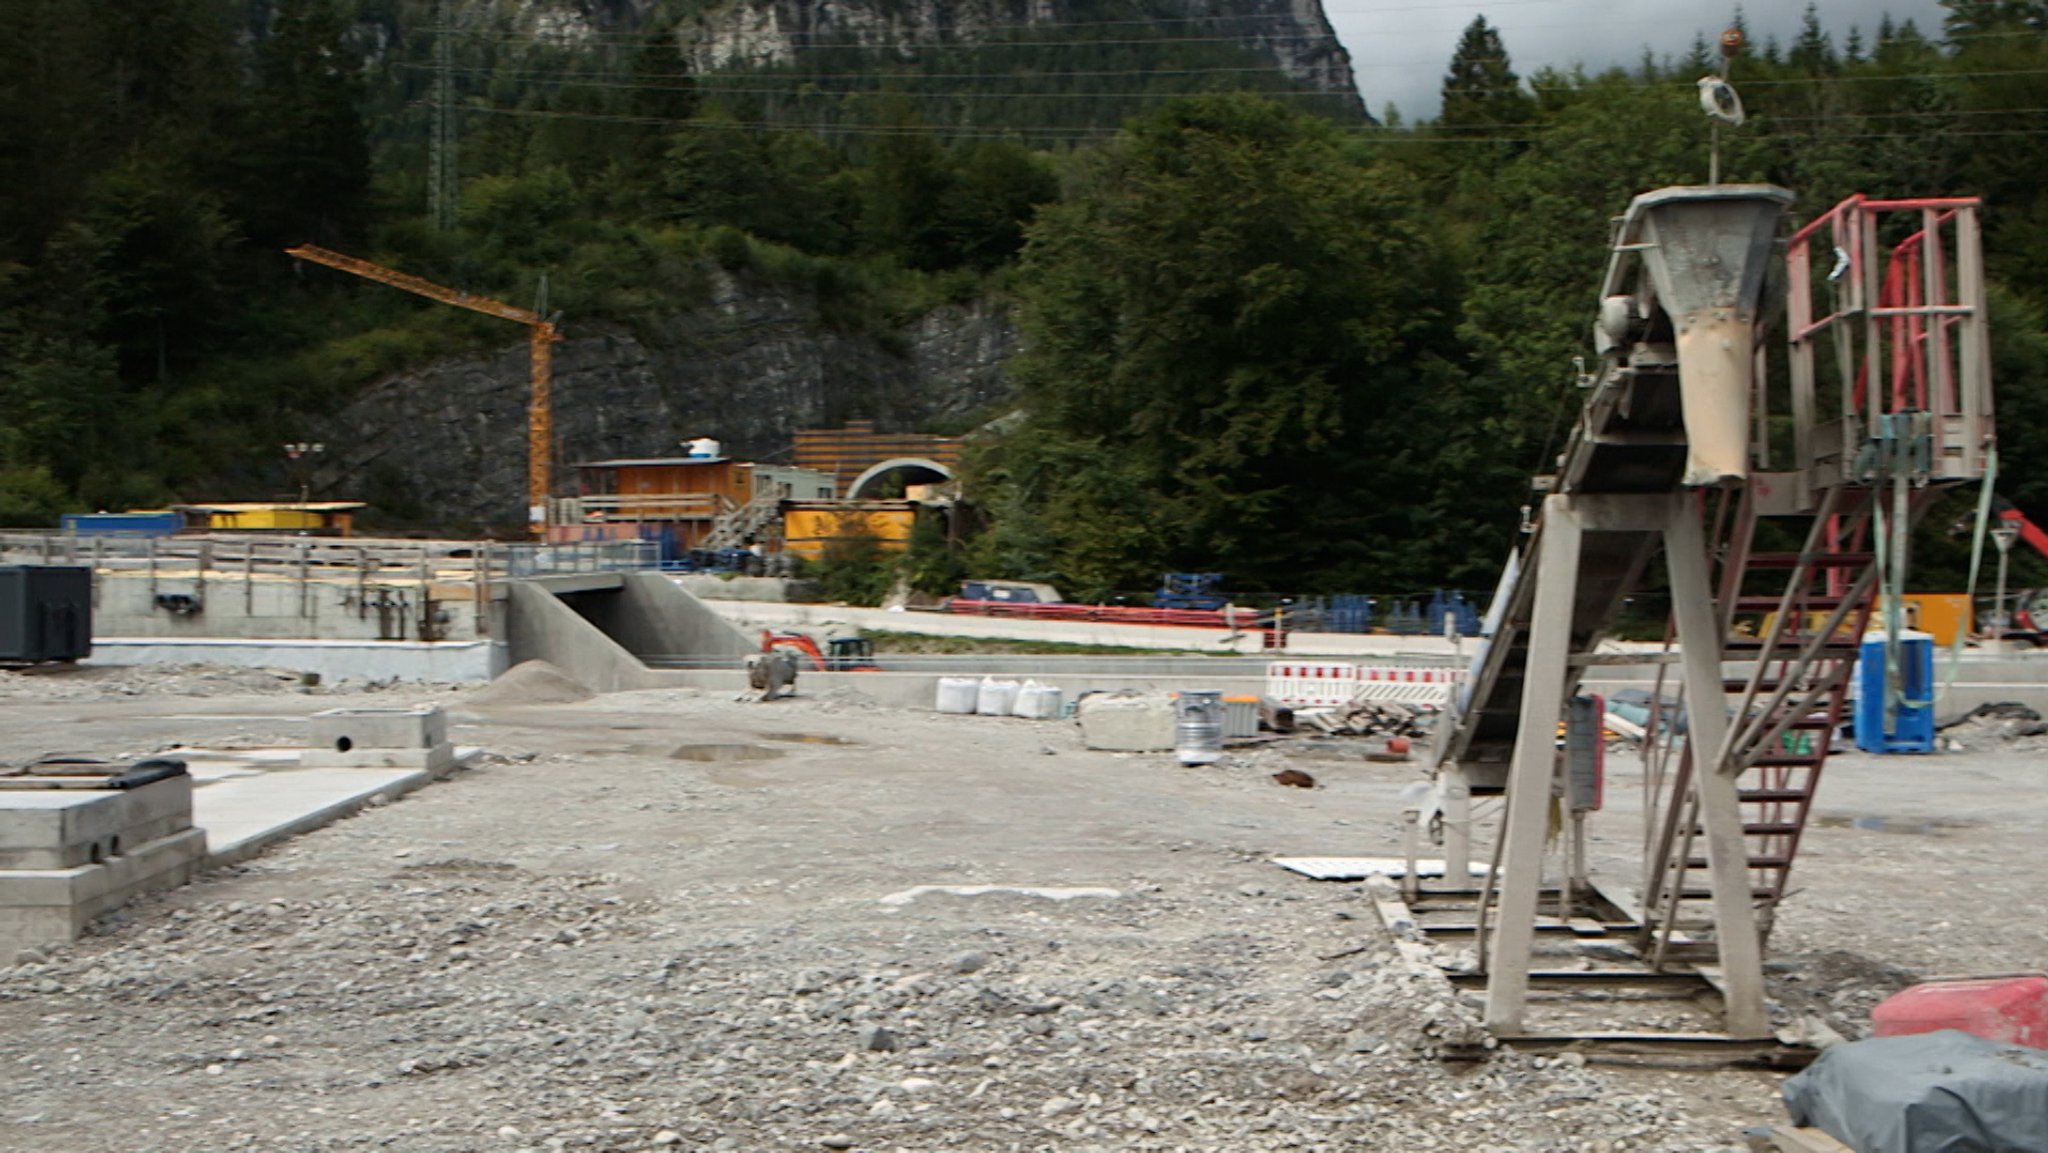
[671,575,819,603]
[1581,650,2048,715]
[91,573,489,643]
[704,599,1275,655]
[89,638,505,683]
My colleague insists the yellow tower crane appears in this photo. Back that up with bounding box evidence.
[285,245,561,536]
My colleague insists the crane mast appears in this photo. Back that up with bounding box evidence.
[286,244,558,536]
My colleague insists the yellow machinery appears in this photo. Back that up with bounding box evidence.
[1758,595,1972,648]
[286,245,559,536]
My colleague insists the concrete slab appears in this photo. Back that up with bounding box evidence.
[195,766,438,866]
[1272,857,1493,880]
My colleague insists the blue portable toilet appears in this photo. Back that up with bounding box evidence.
[1853,629,1936,754]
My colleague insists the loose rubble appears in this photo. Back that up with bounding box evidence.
[0,666,2036,1151]
[1294,700,1434,738]
[1936,700,2048,751]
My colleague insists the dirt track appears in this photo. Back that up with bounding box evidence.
[0,667,2042,1152]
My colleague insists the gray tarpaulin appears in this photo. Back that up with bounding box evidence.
[1781,1030,2048,1153]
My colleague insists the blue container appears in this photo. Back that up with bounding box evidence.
[1326,594,1374,634]
[1853,630,1936,754]
[60,511,181,537]
[1425,589,1481,638]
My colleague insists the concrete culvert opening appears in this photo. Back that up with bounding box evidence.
[335,736,353,752]
[845,458,952,499]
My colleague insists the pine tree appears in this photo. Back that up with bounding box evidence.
[1790,3,1838,74]
[1685,32,1715,74]
[233,0,372,247]
[1439,16,1533,135]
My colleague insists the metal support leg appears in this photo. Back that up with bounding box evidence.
[1666,501,1770,1038]
[1400,808,1421,904]
[1484,498,1582,1033]
[1442,764,1472,885]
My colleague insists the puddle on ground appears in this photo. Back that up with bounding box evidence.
[1814,815,1981,836]
[757,732,859,747]
[670,743,785,763]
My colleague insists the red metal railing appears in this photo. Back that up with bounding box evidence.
[945,598,1259,630]
[1785,194,1994,485]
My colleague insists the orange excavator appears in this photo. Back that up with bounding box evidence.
[760,630,879,672]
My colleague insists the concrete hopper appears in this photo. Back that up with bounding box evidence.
[1628,184,1795,486]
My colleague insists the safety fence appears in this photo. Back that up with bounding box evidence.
[0,532,657,583]
[1265,661,1466,709]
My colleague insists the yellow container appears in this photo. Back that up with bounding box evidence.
[781,505,916,561]
[1898,594,1972,648]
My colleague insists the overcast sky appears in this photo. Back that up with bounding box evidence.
[1331,0,1953,121]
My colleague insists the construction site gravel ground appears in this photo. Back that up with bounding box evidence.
[1,663,2044,1153]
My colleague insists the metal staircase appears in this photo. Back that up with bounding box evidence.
[1638,488,1880,964]
[702,483,787,552]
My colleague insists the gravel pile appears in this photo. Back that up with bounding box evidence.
[466,660,597,707]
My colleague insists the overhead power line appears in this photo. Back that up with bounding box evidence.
[393,57,2048,105]
[457,98,2048,148]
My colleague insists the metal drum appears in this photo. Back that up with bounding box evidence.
[1175,691,1224,766]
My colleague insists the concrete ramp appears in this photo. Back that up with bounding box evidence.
[504,574,756,692]
[504,582,660,692]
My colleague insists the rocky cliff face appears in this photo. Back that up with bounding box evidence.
[324,269,1015,528]
[437,0,1360,109]
[678,0,1361,107]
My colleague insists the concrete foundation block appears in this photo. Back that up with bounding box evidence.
[0,826,208,952]
[306,707,446,752]
[1077,692,1177,752]
[0,776,194,870]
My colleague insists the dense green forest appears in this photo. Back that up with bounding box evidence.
[3,0,2047,600]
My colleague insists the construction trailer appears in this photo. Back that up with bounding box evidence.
[169,502,366,535]
[1416,186,1994,1050]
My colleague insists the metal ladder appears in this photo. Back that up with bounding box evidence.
[702,485,786,552]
